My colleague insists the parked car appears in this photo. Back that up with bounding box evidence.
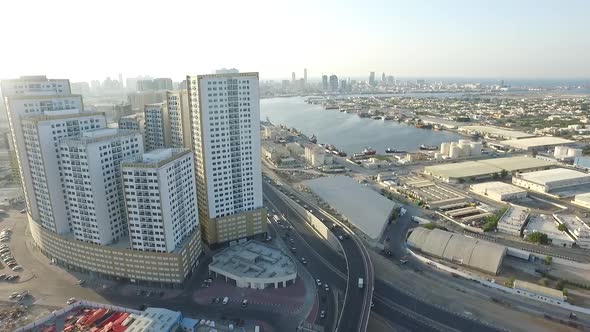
[77,279,86,285]
[222,297,229,305]
[320,310,326,318]
[9,292,19,299]
[316,279,322,286]
[301,257,307,264]
[241,299,248,308]
[11,265,22,271]
[66,297,77,305]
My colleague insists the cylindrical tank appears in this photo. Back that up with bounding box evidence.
[440,142,450,155]
[449,145,461,159]
[458,141,471,157]
[567,148,582,157]
[459,139,471,145]
[470,142,483,156]
[554,146,568,158]
[434,153,443,160]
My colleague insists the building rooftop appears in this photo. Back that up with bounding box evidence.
[407,227,506,275]
[501,137,575,150]
[477,156,556,172]
[516,168,590,186]
[209,241,296,280]
[458,125,534,139]
[302,175,396,239]
[554,214,590,241]
[424,161,502,179]
[497,205,530,233]
[471,181,527,196]
[138,148,189,164]
[127,307,182,332]
[524,214,574,244]
[514,280,564,300]
[81,128,119,138]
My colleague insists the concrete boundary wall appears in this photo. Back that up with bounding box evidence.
[408,248,590,316]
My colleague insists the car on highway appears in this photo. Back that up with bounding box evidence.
[316,279,322,286]
[324,283,329,292]
[9,292,19,299]
[338,235,344,241]
[289,238,295,244]
[241,299,248,308]
[66,297,77,305]
[20,209,27,214]
[320,310,326,319]
[290,247,296,252]
[77,279,86,285]
[301,257,307,264]
[222,296,229,305]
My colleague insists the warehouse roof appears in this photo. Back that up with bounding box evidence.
[470,181,526,197]
[407,227,507,275]
[424,161,502,180]
[501,137,575,150]
[478,156,556,172]
[516,168,590,186]
[459,125,534,139]
[303,175,395,240]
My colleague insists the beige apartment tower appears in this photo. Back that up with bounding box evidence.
[187,72,266,246]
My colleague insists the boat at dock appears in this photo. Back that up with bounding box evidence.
[362,147,377,155]
[385,148,406,154]
[419,144,438,151]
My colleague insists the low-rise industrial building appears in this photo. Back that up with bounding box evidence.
[554,214,590,249]
[500,137,575,151]
[524,215,575,247]
[572,192,590,209]
[458,125,534,140]
[470,181,527,202]
[302,175,396,240]
[512,168,590,194]
[407,227,507,275]
[497,205,530,236]
[424,156,555,183]
[513,280,565,304]
[209,240,297,289]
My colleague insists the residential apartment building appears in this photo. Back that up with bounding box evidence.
[122,148,199,253]
[166,91,191,148]
[2,76,82,225]
[21,110,107,233]
[187,72,265,245]
[119,112,145,136]
[60,128,143,245]
[144,103,170,151]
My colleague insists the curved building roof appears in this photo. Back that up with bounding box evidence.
[407,227,506,275]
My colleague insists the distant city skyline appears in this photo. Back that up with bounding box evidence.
[2,0,590,81]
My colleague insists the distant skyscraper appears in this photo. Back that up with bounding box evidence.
[187,72,266,245]
[122,148,200,253]
[166,90,191,148]
[291,72,296,83]
[153,78,173,90]
[340,79,347,92]
[303,68,308,85]
[381,72,386,83]
[143,102,170,151]
[119,112,145,140]
[387,75,395,85]
[60,128,144,245]
[369,72,376,86]
[137,79,154,91]
[118,73,124,88]
[322,75,328,91]
[329,75,339,92]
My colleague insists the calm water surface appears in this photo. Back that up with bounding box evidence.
[260,97,463,154]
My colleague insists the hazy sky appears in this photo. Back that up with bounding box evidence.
[1,0,589,82]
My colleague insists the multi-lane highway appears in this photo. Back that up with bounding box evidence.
[263,173,506,332]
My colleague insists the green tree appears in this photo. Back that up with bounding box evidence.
[545,255,553,265]
[492,173,499,180]
[526,232,549,245]
[505,276,516,287]
[558,224,567,231]
[556,279,565,291]
[500,169,508,178]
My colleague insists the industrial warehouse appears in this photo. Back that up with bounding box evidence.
[407,227,507,275]
[470,181,527,202]
[500,136,575,151]
[303,175,396,240]
[424,156,555,183]
[512,168,590,196]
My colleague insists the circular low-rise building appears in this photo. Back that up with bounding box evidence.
[209,240,297,289]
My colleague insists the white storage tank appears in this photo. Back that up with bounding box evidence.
[440,142,450,155]
[458,141,472,157]
[449,145,462,159]
[470,142,483,156]
[434,153,443,160]
[554,146,569,158]
[567,148,582,157]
